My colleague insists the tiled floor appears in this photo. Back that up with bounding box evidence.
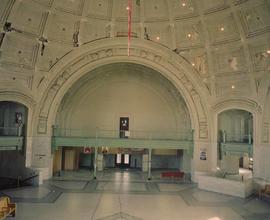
[1,169,270,220]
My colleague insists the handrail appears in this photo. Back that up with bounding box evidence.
[219,130,252,144]
[0,126,24,137]
[20,175,39,184]
[0,174,39,189]
[53,127,193,141]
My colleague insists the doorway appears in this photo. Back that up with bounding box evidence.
[115,153,130,168]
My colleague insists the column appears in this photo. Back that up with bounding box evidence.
[93,147,98,179]
[148,148,152,180]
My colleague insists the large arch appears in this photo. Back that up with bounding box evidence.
[30,38,213,179]
[34,38,210,139]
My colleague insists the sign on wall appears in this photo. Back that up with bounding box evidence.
[83,147,92,154]
[200,148,207,160]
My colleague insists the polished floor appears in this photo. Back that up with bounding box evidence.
[1,169,270,220]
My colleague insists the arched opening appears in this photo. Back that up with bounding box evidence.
[52,63,193,180]
[0,101,29,189]
[217,109,253,179]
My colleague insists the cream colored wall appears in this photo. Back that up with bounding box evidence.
[255,88,270,180]
[56,65,191,138]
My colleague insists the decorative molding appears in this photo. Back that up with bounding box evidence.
[114,0,140,22]
[202,0,230,15]
[37,116,48,133]
[0,71,33,89]
[0,34,39,72]
[0,0,15,25]
[213,46,247,75]
[215,76,251,97]
[171,0,199,20]
[234,0,248,6]
[0,90,36,108]
[37,42,209,140]
[175,20,204,49]
[248,42,270,72]
[54,0,86,16]
[31,0,54,8]
[212,98,262,114]
[262,122,269,143]
[206,13,241,46]
[47,13,80,46]
[144,22,172,48]
[84,0,112,20]
[10,1,48,38]
[239,3,270,38]
[144,0,169,22]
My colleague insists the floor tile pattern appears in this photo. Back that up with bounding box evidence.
[1,169,269,220]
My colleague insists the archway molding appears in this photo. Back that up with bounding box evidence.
[210,98,263,170]
[34,38,210,141]
[0,90,36,166]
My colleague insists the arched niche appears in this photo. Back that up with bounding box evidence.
[34,38,210,142]
[0,92,36,168]
[55,63,192,139]
[218,109,253,144]
[210,99,262,171]
[0,100,31,180]
[29,38,214,178]
[217,109,253,172]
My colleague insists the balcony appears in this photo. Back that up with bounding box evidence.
[219,131,253,158]
[0,127,24,151]
[219,131,253,144]
[52,128,194,153]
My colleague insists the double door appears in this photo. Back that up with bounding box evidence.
[115,153,130,168]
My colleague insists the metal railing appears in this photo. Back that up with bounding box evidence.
[53,127,193,141]
[0,127,24,136]
[220,131,252,144]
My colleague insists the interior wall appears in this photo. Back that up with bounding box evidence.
[262,88,270,143]
[151,155,180,169]
[56,64,191,139]
[255,88,270,181]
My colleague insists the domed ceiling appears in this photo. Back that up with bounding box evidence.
[0,0,269,99]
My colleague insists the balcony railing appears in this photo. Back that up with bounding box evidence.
[0,127,24,136]
[220,131,252,144]
[53,127,193,141]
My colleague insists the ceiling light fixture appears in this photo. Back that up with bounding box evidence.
[220,27,225,31]
[182,2,186,7]
[156,36,160,40]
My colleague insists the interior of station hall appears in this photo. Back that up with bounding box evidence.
[0,0,270,219]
